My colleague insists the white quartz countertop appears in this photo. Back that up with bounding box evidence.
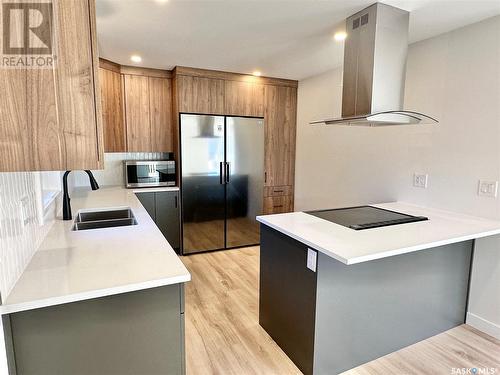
[1,186,190,315]
[257,202,500,265]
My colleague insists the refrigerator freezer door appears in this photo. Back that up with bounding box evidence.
[226,117,264,248]
[181,114,225,254]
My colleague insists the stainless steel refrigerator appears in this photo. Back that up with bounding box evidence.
[180,114,264,254]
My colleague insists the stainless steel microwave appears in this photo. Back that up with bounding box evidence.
[124,160,176,188]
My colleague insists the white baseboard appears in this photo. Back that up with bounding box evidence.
[466,312,500,340]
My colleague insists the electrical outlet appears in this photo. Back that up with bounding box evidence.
[413,173,428,188]
[478,180,498,198]
[307,248,317,272]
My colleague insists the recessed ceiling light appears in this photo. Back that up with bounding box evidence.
[130,55,142,63]
[252,71,262,77]
[334,31,347,41]
[156,0,169,3]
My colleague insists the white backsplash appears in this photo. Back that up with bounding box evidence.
[0,173,57,301]
[71,152,171,188]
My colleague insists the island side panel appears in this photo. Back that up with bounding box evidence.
[259,224,317,375]
[313,240,473,375]
[8,284,185,375]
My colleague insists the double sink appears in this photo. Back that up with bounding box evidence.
[72,208,137,231]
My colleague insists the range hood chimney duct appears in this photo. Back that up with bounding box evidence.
[311,3,438,126]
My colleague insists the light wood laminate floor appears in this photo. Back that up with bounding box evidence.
[181,246,301,374]
[181,247,500,375]
[343,324,500,375]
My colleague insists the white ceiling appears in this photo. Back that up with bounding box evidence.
[96,0,500,80]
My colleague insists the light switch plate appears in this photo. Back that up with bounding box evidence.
[307,248,317,272]
[478,180,498,198]
[413,173,428,188]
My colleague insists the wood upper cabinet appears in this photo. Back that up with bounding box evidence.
[0,0,103,172]
[124,75,151,152]
[224,80,264,117]
[149,77,173,152]
[100,67,125,152]
[123,74,173,152]
[264,85,297,187]
[176,75,224,114]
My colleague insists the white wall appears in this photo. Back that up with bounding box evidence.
[295,16,500,337]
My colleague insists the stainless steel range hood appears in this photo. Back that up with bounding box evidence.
[311,3,438,126]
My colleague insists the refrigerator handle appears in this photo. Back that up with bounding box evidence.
[225,162,230,183]
[220,162,225,185]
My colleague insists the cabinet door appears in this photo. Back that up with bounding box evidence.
[264,85,297,186]
[124,75,151,152]
[177,75,224,114]
[155,191,181,250]
[0,0,103,172]
[9,285,184,375]
[149,77,173,152]
[100,68,125,152]
[225,81,264,117]
[135,192,156,221]
[259,225,317,375]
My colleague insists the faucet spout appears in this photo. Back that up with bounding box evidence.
[62,170,100,221]
[85,170,100,190]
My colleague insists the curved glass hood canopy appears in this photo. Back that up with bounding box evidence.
[310,111,438,127]
[311,3,438,127]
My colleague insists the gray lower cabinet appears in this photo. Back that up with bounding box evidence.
[136,191,156,221]
[5,284,186,375]
[136,191,180,250]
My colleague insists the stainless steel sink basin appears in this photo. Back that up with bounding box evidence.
[72,208,137,231]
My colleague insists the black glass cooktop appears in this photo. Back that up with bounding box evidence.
[306,206,428,230]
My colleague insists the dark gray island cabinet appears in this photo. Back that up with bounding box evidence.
[259,220,476,375]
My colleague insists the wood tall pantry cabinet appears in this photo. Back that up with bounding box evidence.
[0,0,103,172]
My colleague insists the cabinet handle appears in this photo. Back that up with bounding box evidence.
[220,162,226,185]
[273,205,284,208]
[225,162,230,183]
[264,171,267,184]
[175,195,178,208]
[274,189,284,193]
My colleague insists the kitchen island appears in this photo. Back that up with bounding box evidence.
[257,202,500,375]
[1,187,190,375]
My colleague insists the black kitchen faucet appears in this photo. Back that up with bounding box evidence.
[62,170,99,220]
